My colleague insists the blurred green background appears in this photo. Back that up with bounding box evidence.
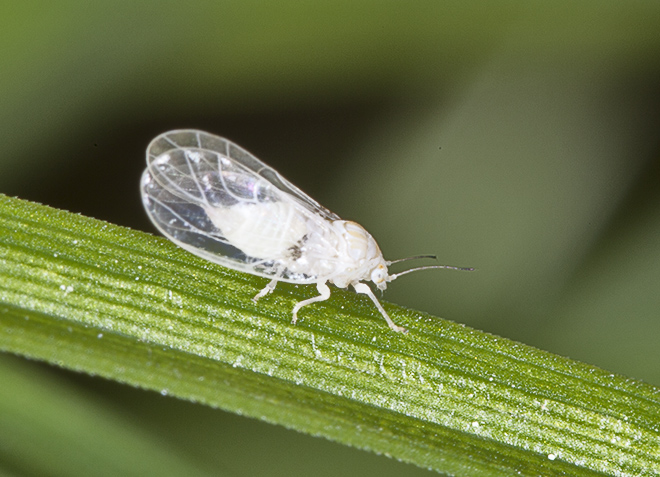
[1,2,660,475]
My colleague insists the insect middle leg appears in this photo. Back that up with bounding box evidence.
[292,281,331,324]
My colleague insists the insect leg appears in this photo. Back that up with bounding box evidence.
[353,282,407,333]
[292,281,331,324]
[253,278,279,302]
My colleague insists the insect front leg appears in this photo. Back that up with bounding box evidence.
[253,278,279,302]
[292,281,331,324]
[353,282,407,333]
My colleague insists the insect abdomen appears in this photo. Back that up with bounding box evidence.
[205,201,307,259]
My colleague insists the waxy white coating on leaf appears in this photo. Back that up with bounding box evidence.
[141,129,471,332]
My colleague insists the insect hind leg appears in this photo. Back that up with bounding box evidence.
[292,281,331,324]
[353,282,407,333]
[253,278,279,302]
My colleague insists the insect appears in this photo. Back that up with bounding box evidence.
[141,129,472,333]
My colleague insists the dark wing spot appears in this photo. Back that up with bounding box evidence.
[287,234,308,260]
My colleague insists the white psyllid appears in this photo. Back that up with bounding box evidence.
[141,129,471,333]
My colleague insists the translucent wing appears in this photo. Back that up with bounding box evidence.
[141,129,339,283]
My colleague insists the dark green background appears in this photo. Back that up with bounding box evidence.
[2,2,659,475]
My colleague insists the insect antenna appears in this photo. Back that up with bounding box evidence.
[388,264,474,281]
[387,254,437,265]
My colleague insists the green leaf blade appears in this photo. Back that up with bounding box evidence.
[0,194,658,476]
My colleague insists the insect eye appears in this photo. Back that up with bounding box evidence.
[371,266,387,284]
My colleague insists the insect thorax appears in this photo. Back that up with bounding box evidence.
[288,219,386,288]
